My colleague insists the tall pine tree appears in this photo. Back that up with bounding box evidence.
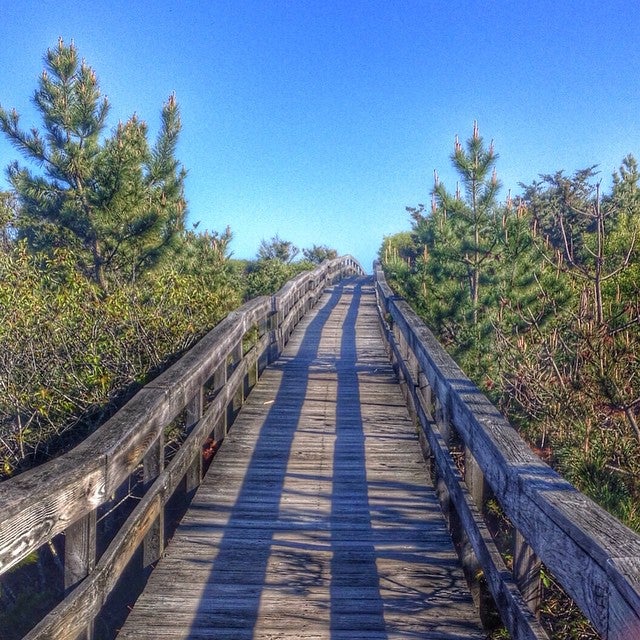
[434,122,501,326]
[0,39,186,290]
[410,123,502,338]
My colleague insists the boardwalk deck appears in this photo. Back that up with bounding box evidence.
[117,277,485,640]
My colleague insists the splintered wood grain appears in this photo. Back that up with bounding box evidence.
[117,277,485,640]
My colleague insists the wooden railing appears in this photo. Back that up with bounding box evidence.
[0,256,363,640]
[373,262,640,640]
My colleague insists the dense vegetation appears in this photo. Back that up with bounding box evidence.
[0,42,333,480]
[381,123,640,531]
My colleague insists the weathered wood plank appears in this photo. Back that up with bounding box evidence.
[64,510,97,594]
[118,277,484,639]
[21,359,256,640]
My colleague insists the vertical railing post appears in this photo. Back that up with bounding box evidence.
[433,393,452,525]
[382,300,393,361]
[64,511,97,593]
[296,287,303,324]
[418,372,432,416]
[228,339,243,427]
[396,329,408,398]
[405,334,422,426]
[65,510,97,639]
[465,448,487,511]
[513,529,543,616]
[257,315,270,375]
[185,387,204,492]
[417,371,432,460]
[267,296,279,365]
[248,350,259,395]
[391,323,403,381]
[143,432,164,567]
[434,393,451,447]
[276,296,285,355]
[213,359,228,442]
[462,447,487,614]
[403,341,420,426]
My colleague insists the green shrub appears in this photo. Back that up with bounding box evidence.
[0,242,240,478]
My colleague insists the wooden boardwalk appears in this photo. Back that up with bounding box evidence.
[117,277,485,640]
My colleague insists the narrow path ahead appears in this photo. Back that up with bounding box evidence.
[117,277,485,639]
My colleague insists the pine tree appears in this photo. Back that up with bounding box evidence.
[257,234,300,263]
[430,122,501,326]
[302,244,338,264]
[412,122,501,335]
[514,162,640,444]
[0,39,186,290]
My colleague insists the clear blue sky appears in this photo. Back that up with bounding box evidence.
[1,1,640,271]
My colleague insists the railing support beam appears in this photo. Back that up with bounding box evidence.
[186,387,204,492]
[513,530,542,616]
[64,511,97,640]
[143,433,164,567]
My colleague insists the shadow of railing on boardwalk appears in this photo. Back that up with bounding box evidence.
[184,284,345,637]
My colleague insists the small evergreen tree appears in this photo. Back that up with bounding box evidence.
[429,121,502,326]
[257,234,299,263]
[402,123,505,372]
[302,244,338,264]
[0,39,186,290]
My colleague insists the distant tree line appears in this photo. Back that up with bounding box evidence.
[381,123,640,531]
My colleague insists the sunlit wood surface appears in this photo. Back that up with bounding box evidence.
[117,277,484,639]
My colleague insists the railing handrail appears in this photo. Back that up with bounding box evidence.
[0,255,364,640]
[373,261,640,640]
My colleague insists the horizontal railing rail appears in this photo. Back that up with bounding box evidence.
[373,261,640,640]
[0,255,364,640]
